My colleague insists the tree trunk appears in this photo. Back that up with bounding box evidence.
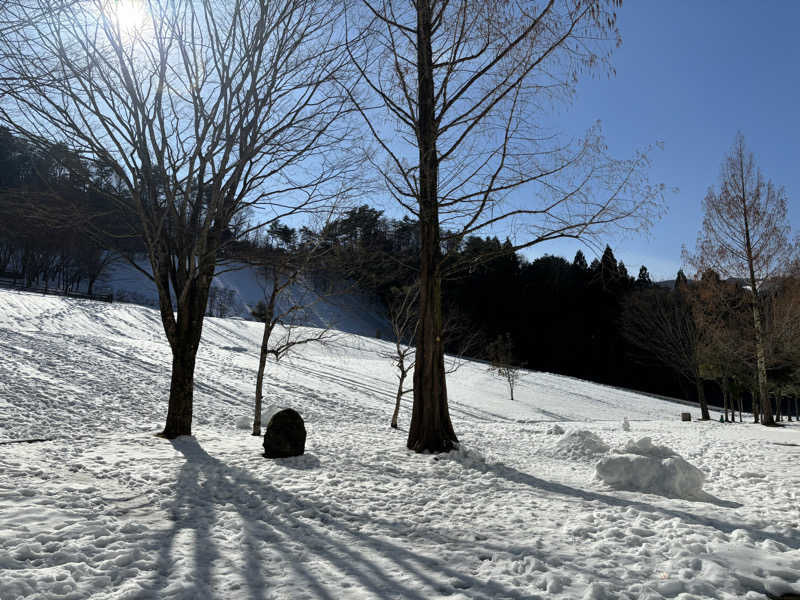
[722,378,729,422]
[407,2,458,453]
[737,393,743,423]
[253,321,274,436]
[161,343,197,438]
[743,209,774,425]
[696,378,710,420]
[391,369,406,429]
[751,387,759,423]
[253,292,277,436]
[157,254,215,439]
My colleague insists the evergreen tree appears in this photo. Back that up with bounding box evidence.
[636,265,653,289]
[618,261,630,281]
[573,250,588,271]
[675,268,689,289]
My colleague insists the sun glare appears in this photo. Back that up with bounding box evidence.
[105,0,150,37]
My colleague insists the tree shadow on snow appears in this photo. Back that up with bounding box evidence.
[136,437,531,600]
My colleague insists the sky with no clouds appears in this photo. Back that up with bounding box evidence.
[529,0,800,280]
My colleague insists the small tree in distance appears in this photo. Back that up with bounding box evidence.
[488,333,525,402]
[622,279,711,420]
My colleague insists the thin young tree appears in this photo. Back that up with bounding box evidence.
[0,0,356,437]
[345,0,663,452]
[382,284,419,429]
[383,284,481,429]
[249,243,335,436]
[684,134,797,426]
[487,333,524,402]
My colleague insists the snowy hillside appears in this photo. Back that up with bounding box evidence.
[104,259,392,338]
[1,288,799,600]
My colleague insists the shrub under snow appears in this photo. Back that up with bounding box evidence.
[595,437,705,499]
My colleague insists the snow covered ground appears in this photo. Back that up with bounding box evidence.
[1,288,799,600]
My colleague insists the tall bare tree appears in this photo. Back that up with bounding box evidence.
[0,0,356,437]
[345,0,663,451]
[684,134,797,426]
[622,284,711,420]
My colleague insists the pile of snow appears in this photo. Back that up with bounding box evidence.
[550,429,609,459]
[546,423,565,435]
[595,437,706,499]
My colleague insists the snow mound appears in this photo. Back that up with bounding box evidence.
[595,437,705,499]
[546,423,565,435]
[235,415,250,430]
[551,429,609,459]
[617,436,676,459]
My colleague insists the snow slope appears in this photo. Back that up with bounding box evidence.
[104,259,392,338]
[1,288,799,600]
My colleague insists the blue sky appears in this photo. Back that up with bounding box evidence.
[527,0,800,280]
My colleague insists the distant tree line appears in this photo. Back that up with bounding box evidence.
[0,128,263,297]
[0,128,124,294]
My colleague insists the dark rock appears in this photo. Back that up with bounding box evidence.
[262,407,306,458]
[681,412,692,422]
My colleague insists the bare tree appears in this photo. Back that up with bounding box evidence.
[623,284,711,420]
[0,0,356,437]
[345,0,663,452]
[487,333,524,401]
[684,134,798,426]
[690,270,754,422]
[250,244,336,436]
[382,285,419,429]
